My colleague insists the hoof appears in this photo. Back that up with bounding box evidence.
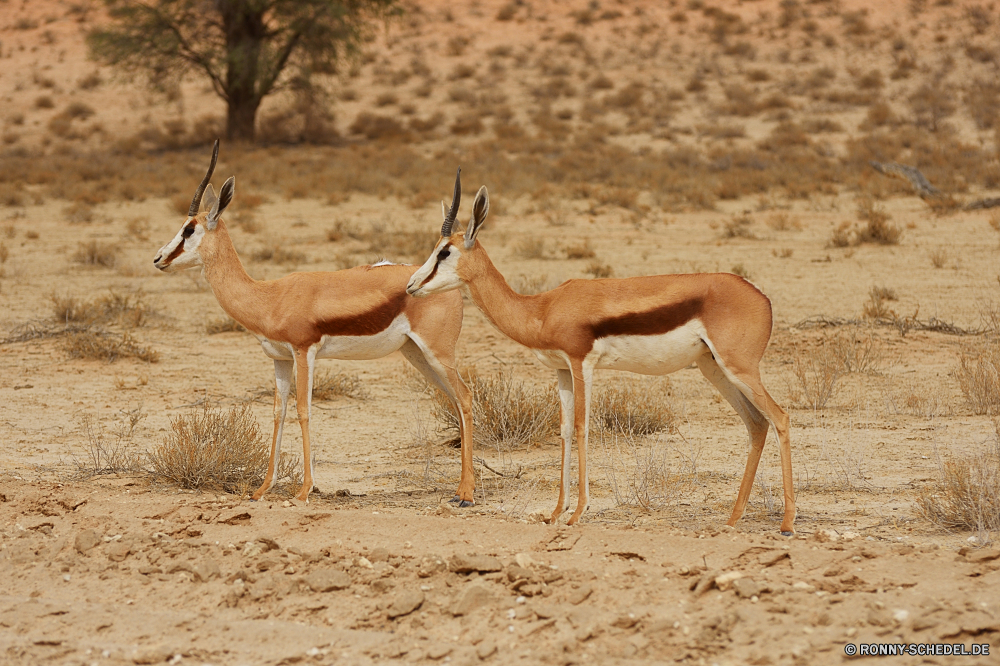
[457,500,474,508]
[448,495,462,504]
[780,531,794,537]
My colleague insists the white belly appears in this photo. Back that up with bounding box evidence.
[257,315,411,361]
[589,319,709,375]
[531,348,570,369]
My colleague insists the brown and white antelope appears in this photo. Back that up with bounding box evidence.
[407,173,795,534]
[153,142,475,505]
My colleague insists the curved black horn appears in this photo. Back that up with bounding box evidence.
[440,167,461,237]
[187,140,220,218]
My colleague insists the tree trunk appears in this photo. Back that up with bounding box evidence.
[226,97,260,142]
[220,0,266,142]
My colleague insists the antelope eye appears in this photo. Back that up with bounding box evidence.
[182,226,195,238]
[436,247,450,261]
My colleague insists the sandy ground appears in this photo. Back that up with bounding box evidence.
[3,0,1000,664]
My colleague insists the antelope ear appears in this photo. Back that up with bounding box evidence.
[464,186,489,248]
[206,177,234,230]
[202,184,218,214]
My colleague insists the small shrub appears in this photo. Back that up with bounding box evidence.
[252,244,307,265]
[513,237,548,260]
[723,214,756,239]
[592,377,674,437]
[147,404,299,494]
[956,342,1000,415]
[585,261,613,278]
[789,346,842,410]
[77,407,144,476]
[349,112,411,141]
[729,263,752,280]
[52,289,153,328]
[930,248,948,268]
[564,240,596,260]
[375,92,398,107]
[206,316,246,335]
[64,329,159,363]
[863,286,898,320]
[310,369,369,401]
[431,369,559,451]
[73,241,119,268]
[34,95,54,109]
[917,433,1000,537]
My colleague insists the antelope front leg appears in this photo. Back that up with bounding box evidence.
[293,348,316,503]
[549,369,574,524]
[251,359,293,501]
[566,364,591,526]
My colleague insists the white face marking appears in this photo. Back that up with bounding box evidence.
[153,218,206,272]
[406,239,463,296]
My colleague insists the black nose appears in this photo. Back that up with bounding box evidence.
[153,255,161,264]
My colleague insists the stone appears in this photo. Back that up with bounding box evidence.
[425,644,452,660]
[759,551,790,567]
[131,645,174,664]
[450,584,493,616]
[304,568,352,592]
[105,541,131,562]
[476,640,497,659]
[612,612,640,629]
[568,583,593,605]
[506,564,534,582]
[514,553,536,568]
[732,577,768,599]
[369,547,390,562]
[417,555,447,578]
[967,549,1000,563]
[387,590,424,619]
[192,558,221,582]
[714,571,744,591]
[75,529,100,554]
[449,553,503,574]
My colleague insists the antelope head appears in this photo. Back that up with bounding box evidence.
[407,169,490,297]
[153,140,235,272]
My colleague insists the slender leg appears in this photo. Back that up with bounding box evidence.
[251,359,293,501]
[400,337,475,506]
[293,347,317,502]
[566,362,593,526]
[549,369,574,524]
[696,354,769,528]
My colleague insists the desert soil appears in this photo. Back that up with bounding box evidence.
[2,0,1000,664]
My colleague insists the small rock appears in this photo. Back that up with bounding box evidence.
[611,612,639,629]
[792,581,816,593]
[191,558,221,582]
[714,571,744,591]
[242,541,266,558]
[476,640,497,659]
[732,577,767,599]
[369,547,390,563]
[425,644,452,660]
[514,552,536,568]
[449,553,503,574]
[692,570,722,595]
[355,556,374,569]
[506,564,534,582]
[387,590,424,619]
[418,555,447,578]
[75,529,100,554]
[531,602,557,619]
[106,541,131,562]
[967,549,1000,563]
[841,531,860,541]
[450,584,493,616]
[305,568,352,592]
[568,583,593,605]
[893,609,910,623]
[759,551,789,567]
[813,529,840,543]
[131,645,173,664]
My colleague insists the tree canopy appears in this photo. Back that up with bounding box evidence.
[89,0,397,142]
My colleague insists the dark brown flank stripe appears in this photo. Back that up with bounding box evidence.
[591,298,702,339]
[312,291,408,341]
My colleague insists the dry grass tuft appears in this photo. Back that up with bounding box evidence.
[51,289,154,328]
[592,377,675,437]
[76,407,144,476]
[206,316,246,335]
[597,430,689,511]
[918,430,1000,539]
[431,368,558,452]
[789,345,843,410]
[147,404,299,495]
[310,369,369,401]
[63,328,159,363]
[73,240,119,268]
[956,341,1000,415]
[251,244,307,265]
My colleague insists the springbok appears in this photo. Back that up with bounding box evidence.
[153,142,475,505]
[407,172,795,534]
